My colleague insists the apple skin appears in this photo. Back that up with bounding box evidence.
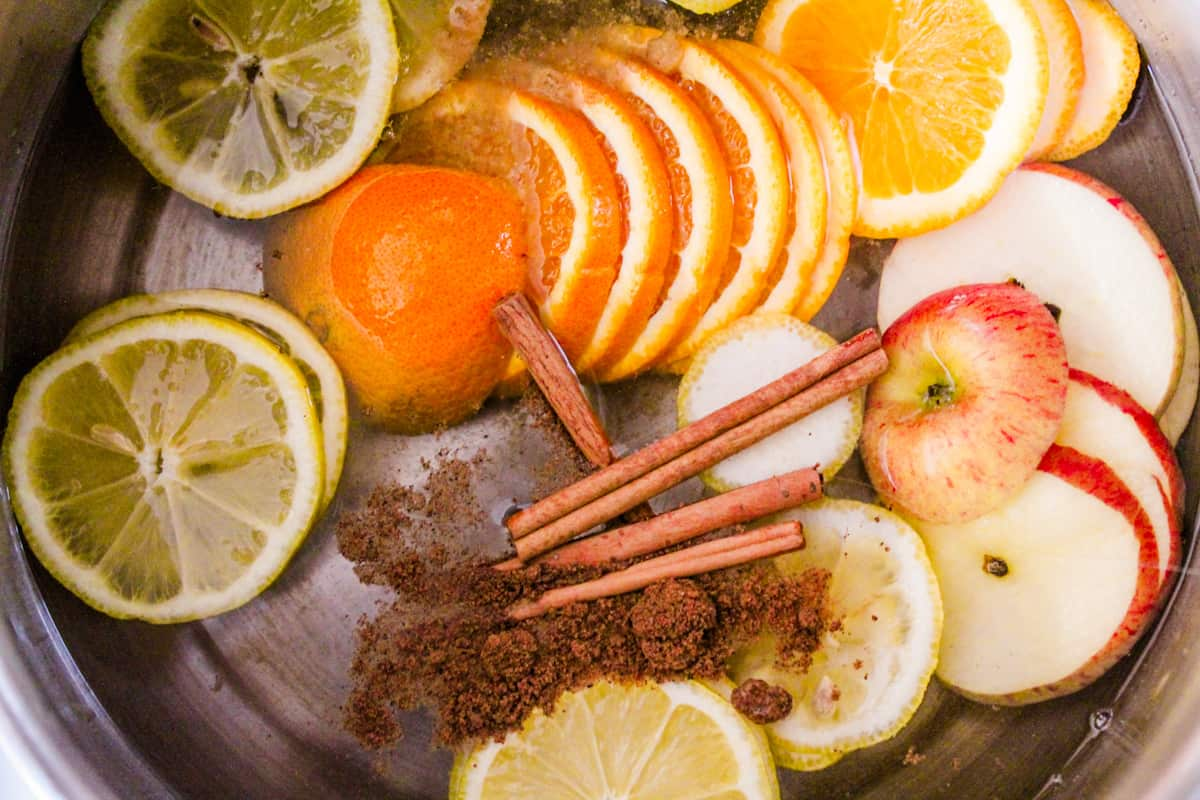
[862,282,1069,524]
[878,163,1184,417]
[1066,368,1184,599]
[944,444,1161,706]
[1159,278,1198,445]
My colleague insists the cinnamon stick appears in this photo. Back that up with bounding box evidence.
[507,328,881,538]
[506,521,805,620]
[531,467,820,568]
[493,293,614,467]
[513,348,887,562]
[620,521,805,576]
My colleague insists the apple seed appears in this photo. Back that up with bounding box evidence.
[983,554,1009,577]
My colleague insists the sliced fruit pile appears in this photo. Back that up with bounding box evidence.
[755,0,1140,236]
[451,680,780,800]
[863,164,1192,705]
[2,292,347,622]
[383,25,857,381]
[669,315,941,768]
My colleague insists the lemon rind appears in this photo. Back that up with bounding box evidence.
[82,0,399,219]
[2,311,324,623]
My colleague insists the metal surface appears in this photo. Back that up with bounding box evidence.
[2,1,1200,798]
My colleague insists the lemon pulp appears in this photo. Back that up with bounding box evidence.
[82,0,399,218]
[2,311,324,622]
[450,680,780,800]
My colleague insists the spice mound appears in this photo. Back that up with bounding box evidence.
[732,678,794,724]
[338,457,831,748]
[630,579,716,670]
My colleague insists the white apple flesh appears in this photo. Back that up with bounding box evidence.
[862,282,1068,524]
[914,443,1160,705]
[878,163,1183,416]
[1056,369,1183,596]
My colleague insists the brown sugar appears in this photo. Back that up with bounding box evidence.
[731,678,794,725]
[517,388,593,498]
[630,579,716,670]
[339,451,830,748]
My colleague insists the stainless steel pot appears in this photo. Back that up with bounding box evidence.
[4,1,1200,798]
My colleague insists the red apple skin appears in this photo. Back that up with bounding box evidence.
[955,443,1161,706]
[862,282,1069,524]
[1069,367,1184,601]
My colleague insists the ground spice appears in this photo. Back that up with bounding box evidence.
[518,388,593,499]
[339,392,831,748]
[732,678,794,724]
[629,579,716,670]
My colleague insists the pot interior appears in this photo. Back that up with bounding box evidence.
[2,1,1200,798]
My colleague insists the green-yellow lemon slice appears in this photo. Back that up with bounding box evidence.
[678,313,862,491]
[450,680,779,800]
[388,0,491,113]
[66,289,346,509]
[82,0,399,218]
[3,311,324,622]
[729,499,942,764]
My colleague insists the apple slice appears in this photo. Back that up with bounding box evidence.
[878,163,1184,416]
[1057,369,1183,595]
[862,282,1068,524]
[914,444,1159,705]
[1160,278,1199,444]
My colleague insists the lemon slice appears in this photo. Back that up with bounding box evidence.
[65,289,347,509]
[678,314,862,491]
[388,0,492,113]
[2,311,324,622]
[669,0,747,13]
[450,680,779,800]
[82,0,399,218]
[706,678,844,772]
[728,499,942,763]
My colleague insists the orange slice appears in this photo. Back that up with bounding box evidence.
[597,27,790,369]
[1025,0,1086,160]
[717,40,857,322]
[388,79,622,366]
[545,42,733,382]
[710,41,827,316]
[1047,0,1139,162]
[756,0,1049,238]
[473,57,674,376]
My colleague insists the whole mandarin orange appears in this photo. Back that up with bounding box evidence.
[263,164,528,433]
